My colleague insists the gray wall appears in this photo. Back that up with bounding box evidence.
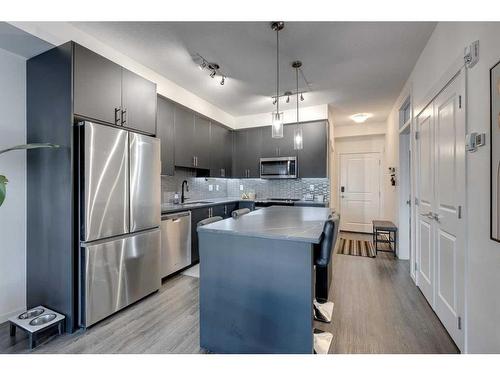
[161,168,329,204]
[0,47,26,322]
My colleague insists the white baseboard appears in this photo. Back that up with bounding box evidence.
[0,306,26,324]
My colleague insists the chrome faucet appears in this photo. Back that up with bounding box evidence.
[181,180,189,203]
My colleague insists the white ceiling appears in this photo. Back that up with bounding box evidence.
[71,22,435,126]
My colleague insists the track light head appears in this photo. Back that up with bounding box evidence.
[300,93,304,101]
[286,96,290,103]
[272,98,277,105]
[199,61,207,70]
[220,76,225,85]
[210,70,216,78]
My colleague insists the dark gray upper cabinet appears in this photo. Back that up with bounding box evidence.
[74,44,122,125]
[73,43,157,135]
[210,122,232,178]
[261,124,297,158]
[194,115,210,169]
[233,128,262,178]
[122,68,157,135]
[174,106,196,168]
[297,121,328,178]
[156,96,175,175]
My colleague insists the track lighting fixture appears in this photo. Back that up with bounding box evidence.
[300,93,304,101]
[196,53,227,85]
[272,98,277,105]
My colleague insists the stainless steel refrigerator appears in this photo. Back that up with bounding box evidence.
[77,121,161,327]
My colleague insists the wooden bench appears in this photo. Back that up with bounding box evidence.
[372,220,397,258]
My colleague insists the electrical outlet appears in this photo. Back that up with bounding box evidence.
[209,184,213,191]
[240,184,244,191]
[216,185,220,191]
[310,185,315,191]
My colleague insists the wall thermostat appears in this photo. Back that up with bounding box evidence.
[466,132,486,152]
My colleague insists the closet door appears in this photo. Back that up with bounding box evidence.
[416,103,435,304]
[433,74,465,350]
[415,70,465,352]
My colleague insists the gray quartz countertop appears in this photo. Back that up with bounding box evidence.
[197,206,334,244]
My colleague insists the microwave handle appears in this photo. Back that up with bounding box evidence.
[287,160,291,175]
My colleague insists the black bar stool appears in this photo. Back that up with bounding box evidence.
[313,214,339,323]
[313,213,340,355]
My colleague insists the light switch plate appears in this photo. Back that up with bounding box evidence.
[216,185,220,191]
[209,184,213,191]
[240,184,244,191]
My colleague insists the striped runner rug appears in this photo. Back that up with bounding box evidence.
[337,237,376,258]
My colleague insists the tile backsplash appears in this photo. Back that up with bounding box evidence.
[162,168,330,204]
[161,168,228,203]
[226,178,330,201]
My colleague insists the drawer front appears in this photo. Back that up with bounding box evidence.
[82,229,160,327]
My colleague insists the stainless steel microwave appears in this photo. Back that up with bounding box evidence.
[260,157,297,179]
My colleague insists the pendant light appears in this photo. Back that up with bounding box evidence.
[292,61,303,150]
[271,22,284,138]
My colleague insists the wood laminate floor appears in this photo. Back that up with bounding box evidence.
[0,231,459,354]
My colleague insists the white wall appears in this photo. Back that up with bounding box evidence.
[334,122,386,138]
[0,47,26,322]
[234,104,328,129]
[387,22,500,353]
[10,22,236,128]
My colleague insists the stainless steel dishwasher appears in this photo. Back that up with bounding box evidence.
[161,211,192,278]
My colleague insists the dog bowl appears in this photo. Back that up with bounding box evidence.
[29,313,56,326]
[18,308,45,320]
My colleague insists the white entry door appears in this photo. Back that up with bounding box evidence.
[339,152,381,232]
[415,70,465,351]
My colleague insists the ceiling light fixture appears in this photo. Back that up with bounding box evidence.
[271,21,284,138]
[196,54,227,85]
[292,61,303,150]
[350,113,372,123]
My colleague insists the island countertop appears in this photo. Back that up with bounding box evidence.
[197,205,333,244]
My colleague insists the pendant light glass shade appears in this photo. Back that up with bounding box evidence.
[294,127,303,150]
[272,111,284,138]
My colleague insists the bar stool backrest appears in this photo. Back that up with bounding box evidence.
[315,213,340,267]
[197,216,224,227]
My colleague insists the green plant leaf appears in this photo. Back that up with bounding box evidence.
[0,143,59,156]
[0,175,7,207]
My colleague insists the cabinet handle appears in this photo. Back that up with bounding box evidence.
[121,108,127,125]
[193,156,196,167]
[224,206,227,215]
[195,156,198,167]
[115,107,121,125]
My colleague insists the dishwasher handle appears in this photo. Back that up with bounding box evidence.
[162,211,191,221]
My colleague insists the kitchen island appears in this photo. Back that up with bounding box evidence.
[197,206,333,354]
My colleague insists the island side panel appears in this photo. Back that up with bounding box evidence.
[199,231,314,354]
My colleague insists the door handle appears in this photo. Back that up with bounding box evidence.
[420,212,434,219]
[114,107,121,125]
[121,108,127,125]
[432,213,443,222]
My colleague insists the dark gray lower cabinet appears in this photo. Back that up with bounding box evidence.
[190,207,210,264]
[297,121,328,178]
[157,95,175,175]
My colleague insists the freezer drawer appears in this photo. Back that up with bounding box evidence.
[81,122,129,242]
[81,229,160,327]
[130,132,161,232]
[161,211,191,278]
